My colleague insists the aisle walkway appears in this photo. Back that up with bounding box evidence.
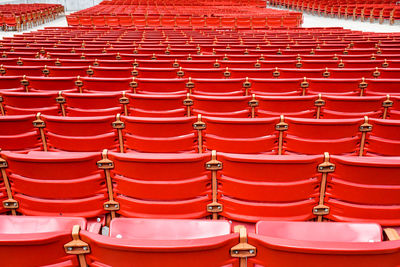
[302,11,400,32]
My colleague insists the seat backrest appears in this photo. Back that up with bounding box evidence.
[27,76,77,91]
[0,215,86,267]
[203,116,279,153]
[0,114,40,151]
[108,152,212,218]
[284,117,364,155]
[127,93,186,117]
[326,155,400,226]
[0,151,108,218]
[64,91,123,116]
[42,114,117,151]
[218,152,322,222]
[192,95,251,117]
[121,116,197,152]
[2,91,59,115]
[81,77,131,92]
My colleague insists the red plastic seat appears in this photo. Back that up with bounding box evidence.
[134,78,188,94]
[366,118,400,156]
[218,153,321,222]
[135,67,177,78]
[45,65,88,77]
[98,59,134,68]
[107,152,212,218]
[203,116,279,153]
[81,222,238,267]
[109,218,231,239]
[20,58,56,66]
[326,155,400,226]
[324,68,375,78]
[283,117,364,155]
[307,78,362,96]
[175,17,191,26]
[91,66,133,78]
[121,116,197,153]
[277,68,324,78]
[190,78,245,96]
[0,215,86,266]
[136,60,174,68]
[0,114,41,151]
[256,221,382,242]
[255,95,318,118]
[229,68,275,78]
[80,77,131,92]
[1,91,59,115]
[25,76,76,92]
[183,68,225,78]
[364,79,400,96]
[248,78,303,96]
[0,150,108,217]
[3,65,43,76]
[321,95,386,119]
[191,17,205,27]
[106,17,119,26]
[63,91,124,116]
[0,76,23,91]
[119,16,132,26]
[377,68,400,79]
[249,221,400,267]
[127,93,186,117]
[58,59,95,66]
[191,95,251,117]
[42,114,118,151]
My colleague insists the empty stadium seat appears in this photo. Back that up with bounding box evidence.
[321,95,387,119]
[1,91,60,115]
[81,218,239,267]
[366,118,400,156]
[107,152,212,218]
[0,216,87,267]
[326,155,400,226]
[0,114,41,151]
[203,116,279,153]
[62,91,124,116]
[255,95,318,118]
[0,150,109,218]
[283,117,365,155]
[249,221,400,267]
[218,153,321,222]
[127,93,187,117]
[121,116,198,153]
[41,114,118,151]
[191,95,251,117]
